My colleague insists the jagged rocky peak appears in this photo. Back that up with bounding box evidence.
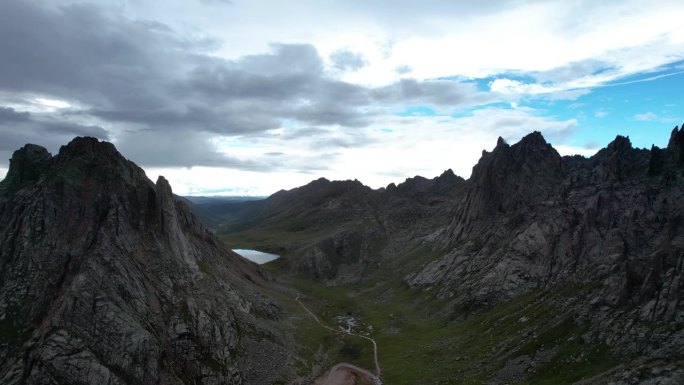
[309,178,368,195]
[310,176,332,186]
[53,136,152,188]
[0,137,290,385]
[590,134,652,182]
[667,125,683,149]
[646,124,684,176]
[271,176,330,199]
[667,125,684,165]
[434,168,464,190]
[607,134,632,151]
[155,174,173,198]
[391,169,465,196]
[466,131,563,214]
[437,168,458,181]
[396,175,432,194]
[472,131,562,180]
[2,144,53,187]
[495,135,508,149]
[512,131,561,160]
[59,135,117,158]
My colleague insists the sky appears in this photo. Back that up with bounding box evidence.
[1,0,683,196]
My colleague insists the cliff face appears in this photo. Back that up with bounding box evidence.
[0,138,290,385]
[412,130,683,320]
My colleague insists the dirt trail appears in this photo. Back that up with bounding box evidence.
[313,363,377,385]
[295,294,383,384]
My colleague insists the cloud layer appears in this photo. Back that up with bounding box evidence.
[1,0,682,194]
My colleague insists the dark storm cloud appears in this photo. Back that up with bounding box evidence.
[0,110,108,152]
[0,2,184,110]
[0,1,487,169]
[41,120,108,138]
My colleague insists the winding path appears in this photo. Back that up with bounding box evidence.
[295,294,382,382]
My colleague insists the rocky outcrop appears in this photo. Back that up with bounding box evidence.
[410,130,684,318]
[0,137,291,385]
[1,144,53,189]
[399,128,684,383]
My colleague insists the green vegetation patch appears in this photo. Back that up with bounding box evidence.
[278,268,622,384]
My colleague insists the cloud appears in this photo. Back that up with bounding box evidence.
[0,107,109,171]
[634,112,657,121]
[0,107,108,152]
[374,79,492,106]
[0,2,187,110]
[0,107,30,123]
[594,110,608,118]
[113,129,269,169]
[0,1,499,171]
[330,49,367,71]
[2,0,682,194]
[490,78,553,95]
[319,106,579,184]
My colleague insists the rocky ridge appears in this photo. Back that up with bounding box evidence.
[211,168,465,282]
[210,127,684,383]
[0,138,292,385]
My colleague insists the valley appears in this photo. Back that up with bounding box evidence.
[3,2,684,384]
[1,129,682,384]
[232,247,625,384]
[191,128,684,384]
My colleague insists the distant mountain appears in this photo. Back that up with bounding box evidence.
[179,195,266,231]
[210,127,684,383]
[211,169,465,283]
[182,196,266,205]
[0,138,292,384]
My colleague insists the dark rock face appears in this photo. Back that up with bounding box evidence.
[2,144,53,188]
[415,130,683,319]
[0,138,290,384]
[401,129,684,383]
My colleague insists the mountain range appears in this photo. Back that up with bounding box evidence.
[199,129,684,383]
[1,128,683,384]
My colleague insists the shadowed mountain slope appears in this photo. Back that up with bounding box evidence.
[211,169,466,283]
[0,138,292,385]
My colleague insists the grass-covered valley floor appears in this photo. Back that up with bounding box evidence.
[228,241,623,385]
